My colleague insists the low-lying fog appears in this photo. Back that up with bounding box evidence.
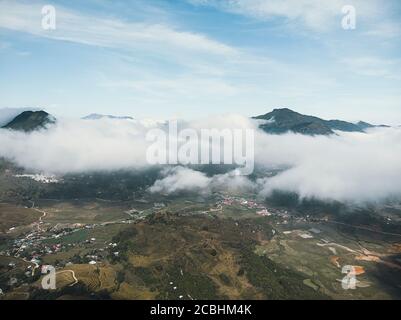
[1,114,400,204]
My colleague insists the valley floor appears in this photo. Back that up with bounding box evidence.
[1,194,401,300]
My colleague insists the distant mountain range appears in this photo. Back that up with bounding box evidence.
[253,108,389,135]
[0,111,134,132]
[1,111,55,132]
[82,113,134,120]
[0,108,390,135]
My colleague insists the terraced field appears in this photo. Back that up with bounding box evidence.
[0,203,41,233]
[1,192,401,300]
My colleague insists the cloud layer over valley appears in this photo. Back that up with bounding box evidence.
[0,114,400,204]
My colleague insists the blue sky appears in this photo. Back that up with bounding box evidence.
[0,0,400,124]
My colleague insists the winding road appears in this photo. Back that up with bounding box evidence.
[56,270,79,286]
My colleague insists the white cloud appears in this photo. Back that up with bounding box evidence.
[149,166,211,194]
[0,114,256,174]
[0,1,236,56]
[255,128,401,203]
[364,22,401,38]
[149,120,401,203]
[189,0,382,32]
[0,118,152,173]
[340,56,401,79]
[1,113,401,204]
[99,77,239,98]
[149,166,255,195]
[210,169,256,192]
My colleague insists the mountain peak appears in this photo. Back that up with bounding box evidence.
[253,108,385,136]
[2,110,55,132]
[82,113,134,120]
[271,107,297,113]
[258,108,299,119]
